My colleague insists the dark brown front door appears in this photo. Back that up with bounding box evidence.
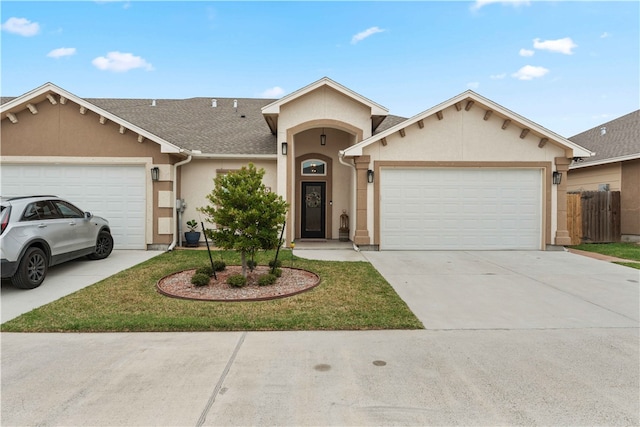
[301,182,326,238]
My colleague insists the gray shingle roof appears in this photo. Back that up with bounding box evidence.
[569,109,640,165]
[3,93,409,155]
[86,97,279,155]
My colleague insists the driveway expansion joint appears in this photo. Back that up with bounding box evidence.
[196,331,247,427]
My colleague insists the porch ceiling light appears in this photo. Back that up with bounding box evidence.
[150,167,160,182]
[367,169,374,183]
[281,142,288,155]
[320,128,326,146]
[552,171,562,185]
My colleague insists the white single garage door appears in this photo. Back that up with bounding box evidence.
[1,164,146,249]
[380,168,542,250]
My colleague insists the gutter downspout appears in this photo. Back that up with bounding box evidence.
[338,150,359,252]
[167,155,193,251]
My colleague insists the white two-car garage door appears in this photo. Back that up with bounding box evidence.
[380,168,542,250]
[1,164,146,249]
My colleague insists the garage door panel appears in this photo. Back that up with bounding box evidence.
[380,168,542,250]
[1,165,146,249]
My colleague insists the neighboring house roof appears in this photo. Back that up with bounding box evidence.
[568,109,640,169]
[342,90,594,159]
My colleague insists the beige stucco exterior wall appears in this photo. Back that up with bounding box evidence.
[566,163,622,192]
[179,159,277,241]
[0,97,180,246]
[361,104,567,246]
[621,159,640,239]
[276,86,370,242]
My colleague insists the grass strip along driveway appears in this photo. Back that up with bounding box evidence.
[571,242,640,270]
[1,250,423,332]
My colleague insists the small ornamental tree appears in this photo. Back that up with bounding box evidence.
[198,163,288,278]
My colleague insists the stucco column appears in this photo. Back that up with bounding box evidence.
[353,155,371,245]
[554,157,572,246]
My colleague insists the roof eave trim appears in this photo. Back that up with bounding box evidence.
[342,90,594,158]
[192,153,277,160]
[570,152,640,169]
[2,82,184,154]
[261,77,389,116]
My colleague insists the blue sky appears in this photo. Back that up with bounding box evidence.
[1,1,638,137]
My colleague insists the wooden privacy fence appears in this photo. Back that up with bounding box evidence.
[567,191,621,245]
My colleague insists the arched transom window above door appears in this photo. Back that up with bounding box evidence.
[301,159,326,176]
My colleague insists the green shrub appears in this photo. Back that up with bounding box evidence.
[268,259,282,268]
[272,267,282,278]
[258,273,277,286]
[191,273,211,287]
[213,260,226,272]
[195,266,213,276]
[227,274,247,288]
[247,260,258,271]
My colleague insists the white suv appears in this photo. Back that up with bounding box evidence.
[0,196,113,289]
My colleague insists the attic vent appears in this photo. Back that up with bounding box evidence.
[151,99,156,107]
[600,126,607,135]
[233,99,238,111]
[212,99,217,108]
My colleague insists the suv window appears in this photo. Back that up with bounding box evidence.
[53,200,84,218]
[22,201,60,221]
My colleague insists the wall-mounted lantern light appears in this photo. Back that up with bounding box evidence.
[281,142,288,155]
[150,167,160,182]
[552,171,562,185]
[367,169,374,183]
[320,129,326,146]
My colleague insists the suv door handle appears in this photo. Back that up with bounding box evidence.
[69,222,76,226]
[38,224,47,228]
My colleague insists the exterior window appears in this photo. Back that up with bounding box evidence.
[302,160,326,176]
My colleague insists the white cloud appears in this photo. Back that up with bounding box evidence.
[92,51,154,72]
[600,32,610,39]
[261,86,285,98]
[533,37,577,55]
[47,47,76,59]
[351,26,385,44]
[467,82,480,89]
[512,65,549,80]
[1,17,40,36]
[519,48,534,57]
[471,0,530,11]
[490,73,507,80]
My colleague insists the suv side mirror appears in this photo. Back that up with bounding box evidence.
[84,212,93,219]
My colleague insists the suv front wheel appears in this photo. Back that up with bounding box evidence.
[12,247,48,289]
[87,230,114,260]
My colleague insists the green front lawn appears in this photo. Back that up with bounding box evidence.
[1,250,423,332]
[570,242,640,269]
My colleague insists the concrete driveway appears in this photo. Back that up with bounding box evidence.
[2,250,639,426]
[1,249,163,323]
[363,250,639,330]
